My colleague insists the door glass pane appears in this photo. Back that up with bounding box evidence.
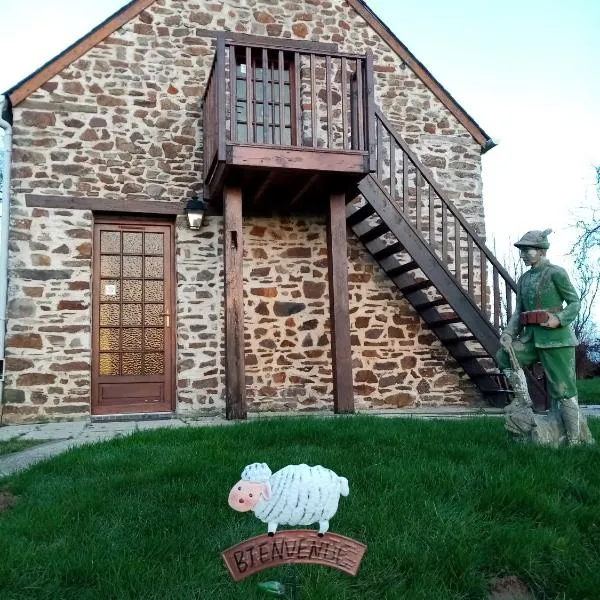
[123,256,143,278]
[236,79,246,99]
[101,231,120,253]
[144,328,164,351]
[122,328,142,350]
[123,280,143,302]
[144,304,163,326]
[122,304,142,326]
[144,353,164,375]
[99,353,120,376]
[122,353,143,375]
[99,328,119,352]
[123,232,143,254]
[145,281,163,303]
[144,233,163,255]
[144,257,163,279]
[100,304,120,327]
[100,280,120,302]
[101,255,120,278]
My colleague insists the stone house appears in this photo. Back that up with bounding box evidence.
[0,0,528,425]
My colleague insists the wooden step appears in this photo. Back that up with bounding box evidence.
[373,241,404,261]
[359,222,389,243]
[397,279,432,294]
[440,334,476,345]
[386,260,418,278]
[347,203,376,226]
[454,352,490,361]
[426,315,462,329]
[411,297,448,311]
[469,370,502,378]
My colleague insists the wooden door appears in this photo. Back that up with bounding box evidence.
[91,218,175,415]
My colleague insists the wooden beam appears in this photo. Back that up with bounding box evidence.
[9,0,156,107]
[223,185,247,420]
[252,171,277,206]
[25,194,185,215]
[196,30,338,53]
[326,191,354,414]
[289,174,319,207]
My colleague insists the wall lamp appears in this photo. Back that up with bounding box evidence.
[185,197,206,230]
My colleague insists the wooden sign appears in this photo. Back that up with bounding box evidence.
[222,530,367,581]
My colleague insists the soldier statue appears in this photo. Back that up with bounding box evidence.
[496,229,594,446]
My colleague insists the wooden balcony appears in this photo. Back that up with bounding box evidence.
[202,37,375,213]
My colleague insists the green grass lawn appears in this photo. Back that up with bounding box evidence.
[577,377,600,404]
[1,417,600,600]
[0,439,49,457]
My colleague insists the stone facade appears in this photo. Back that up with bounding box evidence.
[2,0,487,423]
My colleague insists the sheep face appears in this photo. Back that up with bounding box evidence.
[228,480,270,512]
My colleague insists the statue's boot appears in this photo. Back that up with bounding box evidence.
[560,396,581,446]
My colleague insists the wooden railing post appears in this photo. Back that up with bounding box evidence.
[327,191,354,414]
[217,34,226,161]
[364,51,376,172]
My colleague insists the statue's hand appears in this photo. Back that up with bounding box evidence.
[540,314,561,329]
[499,333,513,350]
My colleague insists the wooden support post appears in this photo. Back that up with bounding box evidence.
[224,185,247,420]
[326,191,354,414]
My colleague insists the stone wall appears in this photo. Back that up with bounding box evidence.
[3,0,487,422]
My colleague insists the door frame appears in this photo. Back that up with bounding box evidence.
[90,214,177,415]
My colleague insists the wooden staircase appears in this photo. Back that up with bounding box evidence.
[346,108,548,409]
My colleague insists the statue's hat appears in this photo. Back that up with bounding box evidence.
[514,229,552,250]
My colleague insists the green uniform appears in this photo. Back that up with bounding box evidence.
[496,257,580,401]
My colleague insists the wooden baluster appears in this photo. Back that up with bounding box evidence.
[442,201,448,265]
[365,51,376,172]
[467,236,474,296]
[454,217,461,281]
[402,150,408,213]
[376,119,383,182]
[505,280,513,321]
[428,186,435,249]
[415,170,422,232]
[229,45,236,143]
[493,266,500,329]
[480,249,488,318]
[326,55,332,149]
[389,140,396,200]
[279,50,285,146]
[310,54,317,148]
[341,57,348,150]
[294,52,301,146]
[246,46,253,143]
[356,58,364,151]
[262,48,268,144]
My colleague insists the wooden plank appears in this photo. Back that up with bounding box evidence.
[345,0,490,148]
[229,44,237,143]
[217,35,227,158]
[326,55,333,149]
[327,191,354,414]
[356,58,365,151]
[341,57,348,150]
[246,46,253,144]
[454,217,461,281]
[223,185,246,420]
[279,50,285,146]
[428,186,435,249]
[467,235,474,295]
[402,151,409,212]
[262,48,269,144]
[415,171,422,232]
[310,54,317,148]
[505,280,513,321]
[441,201,448,262]
[25,194,186,214]
[493,266,500,329]
[294,52,302,147]
[389,141,396,199]
[228,145,368,173]
[480,248,488,319]
[196,30,338,53]
[376,118,383,181]
[364,51,376,172]
[9,0,156,107]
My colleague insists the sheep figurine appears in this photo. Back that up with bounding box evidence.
[228,463,349,536]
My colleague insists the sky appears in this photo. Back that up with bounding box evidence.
[0,0,599,314]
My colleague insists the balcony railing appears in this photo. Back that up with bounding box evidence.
[202,37,375,189]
